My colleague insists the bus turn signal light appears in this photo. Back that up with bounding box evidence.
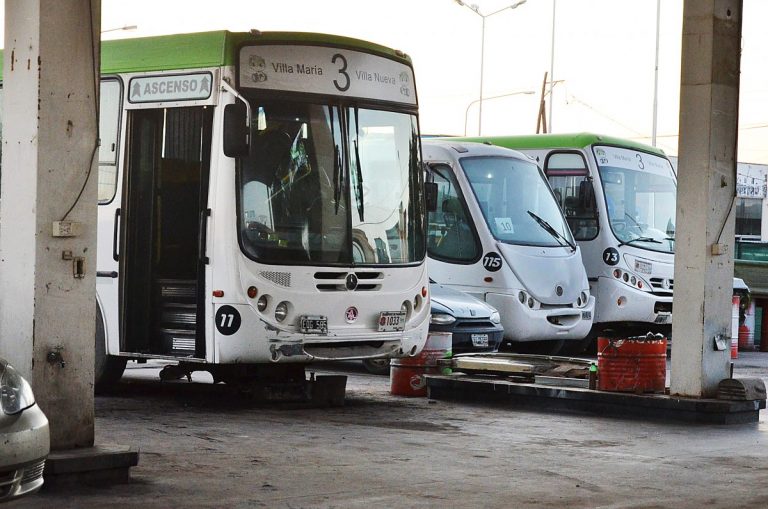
[212,290,224,298]
[247,286,258,298]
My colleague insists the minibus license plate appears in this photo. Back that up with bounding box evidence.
[581,311,592,320]
[654,314,671,324]
[471,334,489,347]
[378,311,406,332]
[300,315,328,334]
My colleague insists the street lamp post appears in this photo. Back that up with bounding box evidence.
[464,90,535,136]
[455,0,527,136]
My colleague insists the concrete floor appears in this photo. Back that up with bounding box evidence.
[6,353,768,509]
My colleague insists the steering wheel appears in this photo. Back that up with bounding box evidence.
[246,221,274,240]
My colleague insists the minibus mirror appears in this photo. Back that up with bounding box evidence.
[579,180,596,210]
[224,100,249,157]
[425,182,438,212]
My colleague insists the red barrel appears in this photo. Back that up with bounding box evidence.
[738,324,751,351]
[597,336,667,393]
[390,332,451,397]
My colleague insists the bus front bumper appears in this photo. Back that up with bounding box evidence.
[595,276,673,326]
[485,293,594,343]
[216,312,430,364]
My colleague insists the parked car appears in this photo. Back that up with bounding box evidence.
[362,281,504,374]
[0,357,50,502]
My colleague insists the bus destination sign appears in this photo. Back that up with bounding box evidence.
[128,72,213,103]
[238,45,416,106]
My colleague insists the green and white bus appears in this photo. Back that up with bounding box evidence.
[458,134,676,351]
[4,30,431,386]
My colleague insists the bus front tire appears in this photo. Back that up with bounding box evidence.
[95,306,127,393]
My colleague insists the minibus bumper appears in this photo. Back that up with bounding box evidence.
[485,293,594,342]
[595,276,673,325]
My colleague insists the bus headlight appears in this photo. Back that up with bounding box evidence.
[611,269,650,292]
[576,290,589,308]
[518,291,539,310]
[490,310,501,324]
[257,295,269,312]
[275,301,289,322]
[430,313,456,325]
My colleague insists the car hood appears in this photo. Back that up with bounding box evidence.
[430,283,492,319]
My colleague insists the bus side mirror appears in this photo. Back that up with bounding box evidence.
[425,182,438,212]
[579,180,595,210]
[223,101,249,157]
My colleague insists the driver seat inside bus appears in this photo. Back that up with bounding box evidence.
[433,197,476,259]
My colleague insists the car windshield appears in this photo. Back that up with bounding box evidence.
[594,145,676,253]
[237,99,425,266]
[461,156,574,248]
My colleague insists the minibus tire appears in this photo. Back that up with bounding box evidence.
[95,305,127,393]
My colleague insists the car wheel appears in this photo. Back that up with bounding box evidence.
[95,305,127,393]
[362,358,391,375]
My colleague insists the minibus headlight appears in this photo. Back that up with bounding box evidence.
[0,362,35,415]
[257,295,269,312]
[430,313,456,325]
[490,311,501,324]
[275,301,288,322]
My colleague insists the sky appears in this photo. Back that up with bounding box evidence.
[7,0,768,162]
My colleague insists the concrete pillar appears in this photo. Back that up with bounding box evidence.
[671,0,742,398]
[0,0,100,448]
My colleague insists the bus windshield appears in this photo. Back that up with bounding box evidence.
[461,156,574,248]
[237,99,424,266]
[594,145,676,254]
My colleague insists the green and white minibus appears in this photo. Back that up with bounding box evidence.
[3,31,431,386]
[458,133,676,350]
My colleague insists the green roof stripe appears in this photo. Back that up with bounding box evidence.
[448,132,667,157]
[0,30,412,79]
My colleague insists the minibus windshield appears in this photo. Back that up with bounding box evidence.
[461,156,574,248]
[594,145,676,254]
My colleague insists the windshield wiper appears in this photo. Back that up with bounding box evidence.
[618,236,663,247]
[352,107,365,222]
[527,210,576,252]
[329,107,343,214]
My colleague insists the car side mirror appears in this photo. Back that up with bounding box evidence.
[223,100,249,157]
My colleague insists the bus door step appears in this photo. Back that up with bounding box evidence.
[159,328,196,356]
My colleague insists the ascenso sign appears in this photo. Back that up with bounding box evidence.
[238,45,416,106]
[128,72,213,103]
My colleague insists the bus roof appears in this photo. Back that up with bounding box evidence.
[0,30,412,78]
[450,133,668,158]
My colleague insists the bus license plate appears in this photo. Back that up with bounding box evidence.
[300,315,328,334]
[654,314,671,324]
[582,311,592,320]
[471,334,489,347]
[378,311,406,332]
